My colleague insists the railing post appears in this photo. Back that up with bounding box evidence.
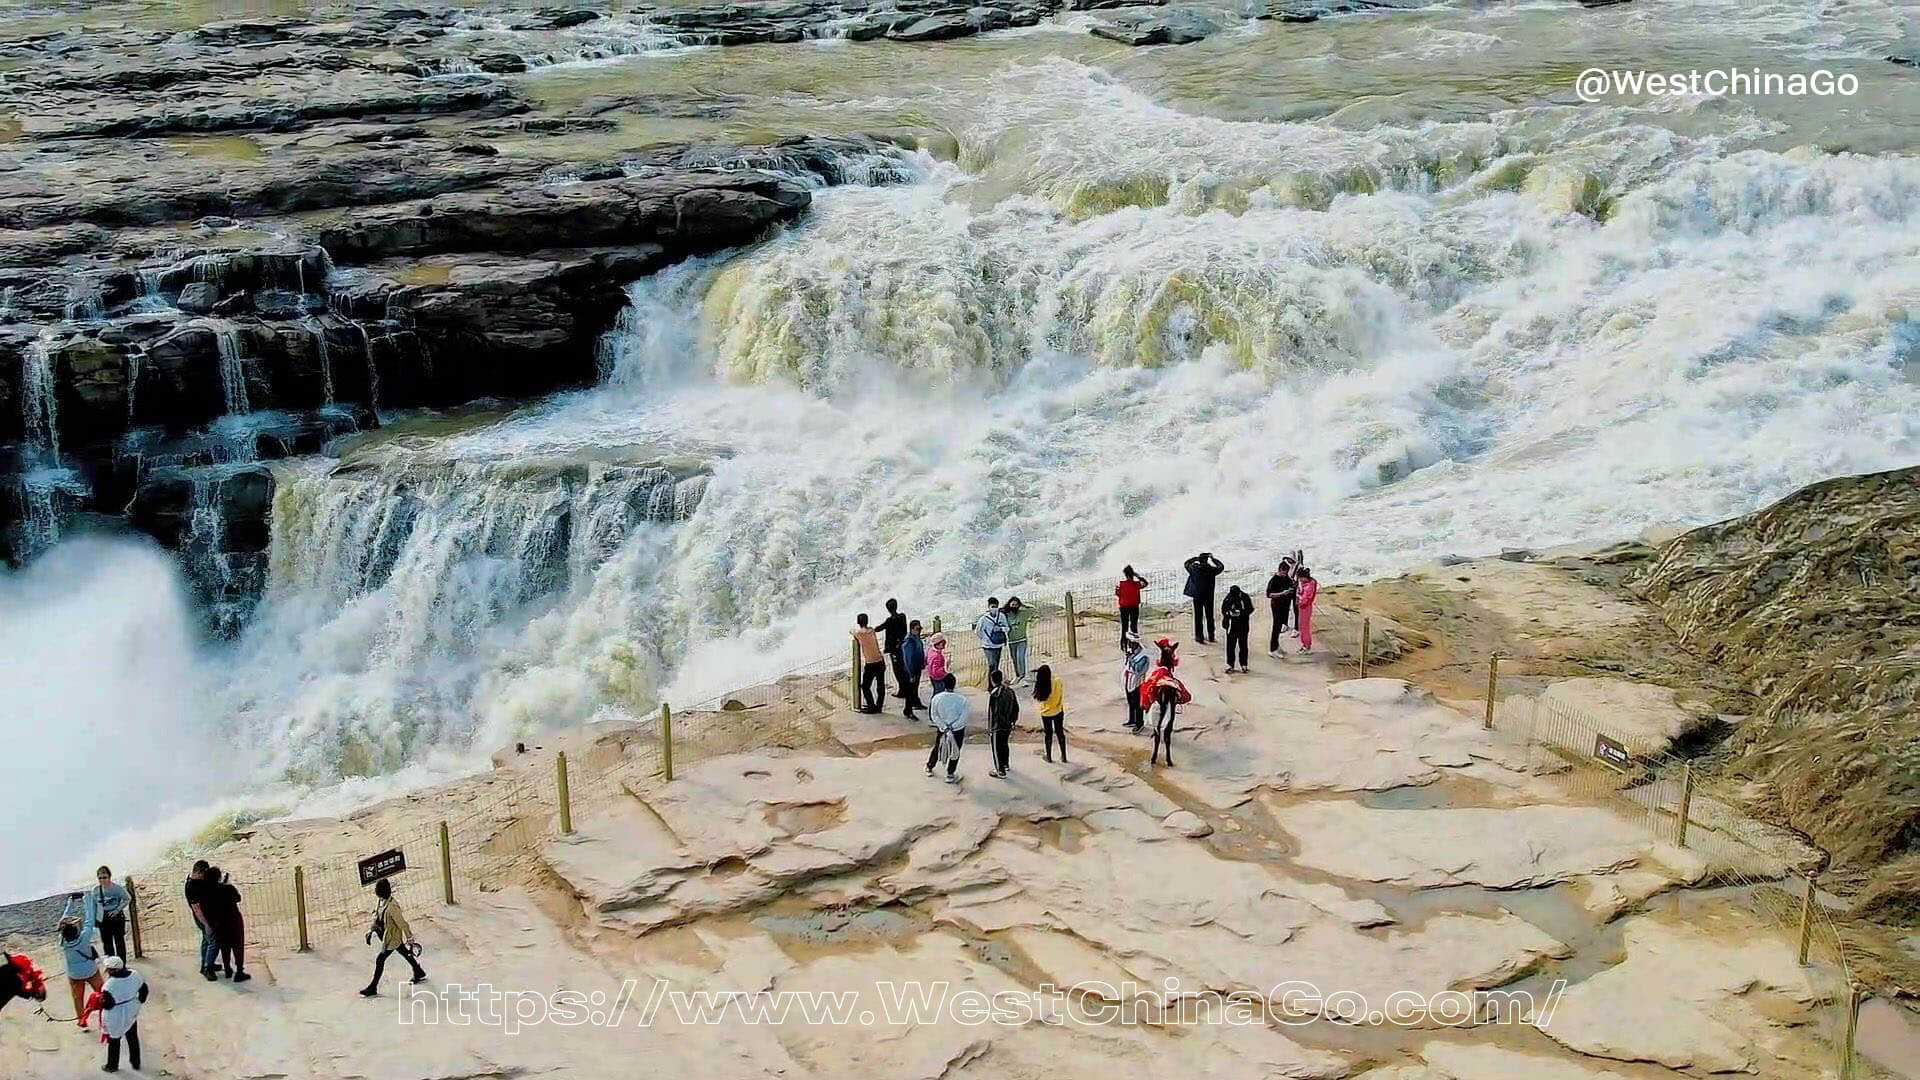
[126,876,144,960]
[660,702,674,782]
[1675,764,1696,847]
[1839,983,1864,1079]
[294,865,310,952]
[1359,616,1371,678]
[556,751,573,835]
[1796,874,1817,964]
[439,821,455,906]
[850,641,860,703]
[1065,591,1078,659]
[1483,654,1500,730]
[931,615,942,635]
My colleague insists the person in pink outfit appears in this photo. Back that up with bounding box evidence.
[1294,566,1318,652]
[927,633,950,685]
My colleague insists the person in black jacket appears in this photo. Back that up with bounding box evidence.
[986,669,1019,778]
[1266,558,1296,655]
[1221,585,1254,672]
[880,599,909,699]
[199,867,250,983]
[1183,552,1224,644]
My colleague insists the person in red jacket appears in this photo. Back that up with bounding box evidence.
[1114,566,1147,647]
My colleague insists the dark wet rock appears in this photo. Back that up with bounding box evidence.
[177,282,219,315]
[24,74,522,140]
[313,172,811,263]
[888,13,982,41]
[1890,54,1917,70]
[1091,8,1219,44]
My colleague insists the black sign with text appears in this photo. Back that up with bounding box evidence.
[357,848,406,886]
[1593,733,1631,770]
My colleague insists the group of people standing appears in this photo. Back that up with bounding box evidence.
[50,866,147,1072]
[1173,551,1318,672]
[854,596,1061,785]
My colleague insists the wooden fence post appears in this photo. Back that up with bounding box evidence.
[850,641,860,704]
[1065,592,1078,659]
[294,865,310,952]
[439,821,455,905]
[1796,874,1817,964]
[931,615,942,635]
[1675,764,1696,847]
[556,751,573,835]
[1483,654,1500,730]
[661,702,674,782]
[1359,617,1371,678]
[1839,983,1864,1079]
[126,876,144,960]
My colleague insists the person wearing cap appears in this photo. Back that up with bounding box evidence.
[55,897,101,1031]
[1121,634,1151,732]
[97,954,147,1073]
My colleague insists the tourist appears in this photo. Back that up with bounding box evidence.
[1114,566,1147,646]
[200,866,250,982]
[1295,566,1318,653]
[927,675,969,784]
[96,955,147,1073]
[55,902,101,1031]
[1121,633,1150,732]
[1033,664,1067,763]
[184,860,218,982]
[1266,558,1296,654]
[1140,653,1191,767]
[975,597,1010,678]
[360,877,428,997]
[852,613,886,713]
[1182,551,1224,644]
[1155,636,1180,670]
[1221,585,1254,672]
[880,599,909,699]
[927,632,949,687]
[986,669,1019,778]
[87,866,130,965]
[1003,596,1031,682]
[900,620,928,719]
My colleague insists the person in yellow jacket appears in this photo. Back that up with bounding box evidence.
[1033,664,1067,763]
[359,878,428,996]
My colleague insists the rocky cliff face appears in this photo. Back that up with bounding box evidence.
[0,3,918,616]
[1631,467,1920,912]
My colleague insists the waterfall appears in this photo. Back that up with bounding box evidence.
[308,317,336,404]
[201,318,253,415]
[21,330,60,465]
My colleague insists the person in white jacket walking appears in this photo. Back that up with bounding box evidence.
[925,675,970,784]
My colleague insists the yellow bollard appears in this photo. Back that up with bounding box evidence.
[556,751,573,835]
[1065,591,1078,659]
[1796,874,1817,965]
[661,702,674,782]
[1483,654,1500,730]
[1359,616,1371,678]
[126,877,144,960]
[294,865,310,952]
[1839,983,1864,1079]
[1675,764,1696,847]
[439,821,455,906]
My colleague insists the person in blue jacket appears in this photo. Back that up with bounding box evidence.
[86,866,131,965]
[900,620,928,719]
[56,898,102,1030]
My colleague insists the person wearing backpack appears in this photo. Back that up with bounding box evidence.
[975,598,1010,679]
[360,877,428,996]
[1221,585,1255,672]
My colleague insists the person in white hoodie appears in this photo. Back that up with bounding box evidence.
[97,955,148,1073]
[925,675,970,784]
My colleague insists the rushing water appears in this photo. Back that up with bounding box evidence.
[5,0,1920,894]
